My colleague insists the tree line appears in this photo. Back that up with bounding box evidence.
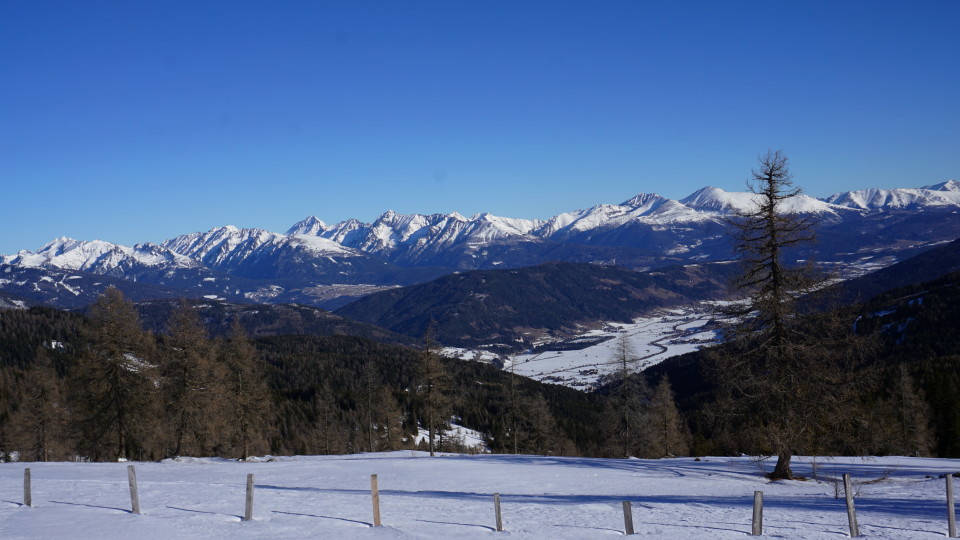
[3,289,272,461]
[0,288,694,462]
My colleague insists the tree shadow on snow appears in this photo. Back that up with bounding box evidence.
[437,453,960,483]
[257,484,950,522]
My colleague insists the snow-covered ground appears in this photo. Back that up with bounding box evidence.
[504,307,720,389]
[2,453,958,539]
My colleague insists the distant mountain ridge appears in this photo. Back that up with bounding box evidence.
[285,184,860,257]
[3,180,960,310]
[286,180,960,267]
[3,237,198,275]
[824,180,960,211]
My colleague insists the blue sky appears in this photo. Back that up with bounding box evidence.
[2,1,958,254]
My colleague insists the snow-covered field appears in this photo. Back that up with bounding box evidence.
[504,307,720,389]
[3,452,958,539]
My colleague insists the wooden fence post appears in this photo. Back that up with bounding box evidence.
[751,490,763,536]
[948,473,957,538]
[244,473,255,521]
[622,501,635,535]
[23,468,32,507]
[371,474,381,527]
[127,465,141,515]
[843,473,859,537]
[494,493,503,532]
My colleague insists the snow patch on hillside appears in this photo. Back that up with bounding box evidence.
[414,422,489,453]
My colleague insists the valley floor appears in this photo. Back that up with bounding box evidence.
[2,452,958,539]
[506,306,720,389]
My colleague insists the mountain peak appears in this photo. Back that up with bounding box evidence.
[924,179,960,192]
[38,236,81,253]
[680,186,757,213]
[286,215,327,236]
[620,192,666,208]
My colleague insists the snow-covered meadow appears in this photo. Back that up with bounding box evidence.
[2,452,958,539]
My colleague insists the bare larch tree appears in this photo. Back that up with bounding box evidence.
[715,150,875,479]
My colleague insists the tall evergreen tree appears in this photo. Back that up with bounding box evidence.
[647,375,690,458]
[72,288,156,461]
[361,361,379,453]
[417,325,451,457]
[604,335,652,458]
[220,318,271,460]
[715,151,876,479]
[518,393,562,455]
[506,358,521,455]
[310,381,344,455]
[159,300,224,457]
[8,346,68,461]
[371,385,406,452]
[891,365,936,456]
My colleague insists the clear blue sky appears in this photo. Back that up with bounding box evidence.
[2,1,958,254]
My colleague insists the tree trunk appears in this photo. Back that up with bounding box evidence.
[770,452,792,480]
[428,408,435,457]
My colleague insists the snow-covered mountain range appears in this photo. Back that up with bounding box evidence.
[2,237,198,276]
[3,181,959,308]
[285,185,856,257]
[824,179,960,210]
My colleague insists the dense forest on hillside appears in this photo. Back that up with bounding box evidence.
[821,237,960,305]
[134,299,417,346]
[2,258,959,462]
[0,294,614,461]
[256,334,604,456]
[643,268,960,458]
[336,261,737,352]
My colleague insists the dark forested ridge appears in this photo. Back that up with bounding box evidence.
[134,299,417,346]
[822,237,960,305]
[854,269,960,456]
[336,261,737,352]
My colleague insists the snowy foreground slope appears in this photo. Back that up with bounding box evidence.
[2,452,958,539]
